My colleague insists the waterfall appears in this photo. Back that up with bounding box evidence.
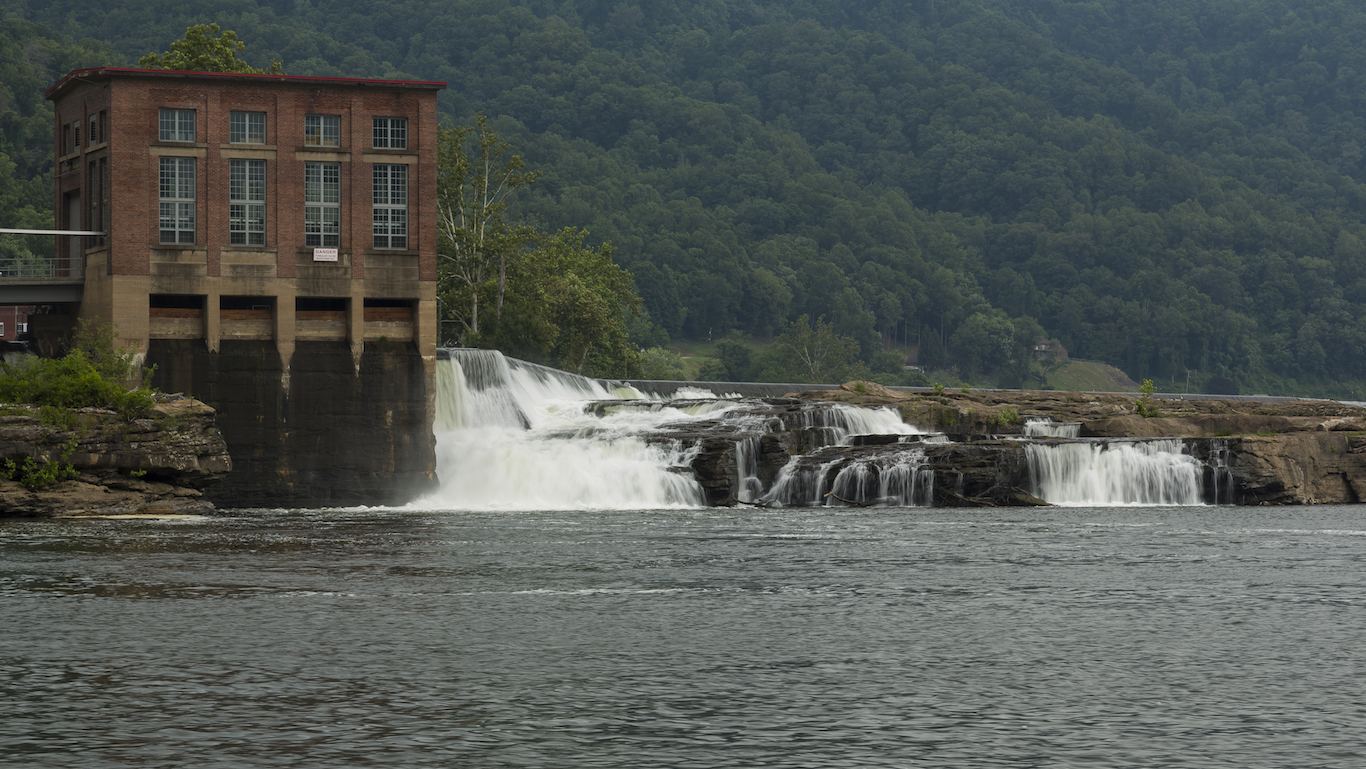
[1208,439,1236,505]
[763,445,933,508]
[422,349,922,510]
[1023,416,1082,438]
[1025,439,1205,506]
[424,350,706,510]
[734,436,763,503]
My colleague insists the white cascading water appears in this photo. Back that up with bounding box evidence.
[1025,439,1205,506]
[421,349,922,510]
[761,443,934,508]
[424,350,704,509]
[1209,439,1235,505]
[1022,416,1082,438]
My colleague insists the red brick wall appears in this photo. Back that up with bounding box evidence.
[52,72,441,286]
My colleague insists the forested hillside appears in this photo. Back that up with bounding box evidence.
[5,1,1366,397]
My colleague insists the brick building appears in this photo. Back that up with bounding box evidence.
[44,68,446,506]
[0,305,31,341]
[45,67,445,365]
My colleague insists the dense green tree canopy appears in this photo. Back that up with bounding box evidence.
[137,23,283,74]
[10,1,1366,395]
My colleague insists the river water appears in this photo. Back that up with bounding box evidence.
[3,504,1365,767]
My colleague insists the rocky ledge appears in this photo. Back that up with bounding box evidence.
[0,397,232,517]
[789,382,1366,506]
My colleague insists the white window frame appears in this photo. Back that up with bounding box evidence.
[305,115,340,147]
[305,161,340,247]
[159,157,196,244]
[229,159,266,246]
[372,164,408,249]
[158,108,195,142]
[372,117,408,149]
[230,111,266,144]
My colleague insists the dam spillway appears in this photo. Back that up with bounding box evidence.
[422,349,1237,509]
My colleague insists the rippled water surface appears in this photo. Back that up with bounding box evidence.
[3,505,1366,767]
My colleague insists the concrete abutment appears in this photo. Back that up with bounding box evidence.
[147,338,436,508]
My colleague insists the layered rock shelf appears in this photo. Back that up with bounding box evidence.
[613,383,1366,507]
[0,397,232,517]
[793,383,1366,506]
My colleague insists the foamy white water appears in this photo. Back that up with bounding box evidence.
[421,350,922,510]
[1026,439,1204,506]
[1023,416,1082,438]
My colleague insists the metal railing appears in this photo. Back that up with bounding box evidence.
[0,254,84,280]
[0,230,94,281]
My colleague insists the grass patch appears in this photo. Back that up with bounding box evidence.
[1045,361,1138,392]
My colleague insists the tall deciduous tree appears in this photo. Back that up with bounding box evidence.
[764,314,864,384]
[138,24,282,74]
[436,115,539,343]
[499,228,642,378]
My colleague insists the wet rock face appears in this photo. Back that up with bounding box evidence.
[1193,433,1366,505]
[619,398,850,506]
[0,398,232,517]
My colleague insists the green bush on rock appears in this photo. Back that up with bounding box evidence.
[0,323,155,417]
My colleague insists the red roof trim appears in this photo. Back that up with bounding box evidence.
[46,67,446,99]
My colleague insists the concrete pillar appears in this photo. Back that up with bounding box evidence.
[204,287,221,353]
[275,285,296,390]
[349,279,365,372]
[110,274,150,357]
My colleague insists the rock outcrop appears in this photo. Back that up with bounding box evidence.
[636,383,1366,507]
[0,397,231,517]
[785,383,1366,507]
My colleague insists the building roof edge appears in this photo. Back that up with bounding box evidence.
[46,67,447,100]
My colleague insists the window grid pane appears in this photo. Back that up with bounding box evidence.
[306,115,341,147]
[373,164,408,249]
[229,160,266,246]
[158,109,195,142]
[372,117,408,149]
[230,112,266,144]
[158,157,195,243]
[305,161,341,247]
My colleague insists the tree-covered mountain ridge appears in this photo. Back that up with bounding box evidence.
[5,0,1366,397]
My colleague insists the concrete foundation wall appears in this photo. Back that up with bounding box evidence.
[148,339,436,508]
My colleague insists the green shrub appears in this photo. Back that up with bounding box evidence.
[0,322,155,418]
[2,439,80,490]
[1135,378,1162,418]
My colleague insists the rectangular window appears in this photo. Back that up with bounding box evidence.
[89,161,100,245]
[305,161,340,247]
[372,164,408,249]
[230,111,266,144]
[229,159,266,246]
[372,117,408,149]
[158,157,196,244]
[159,108,195,142]
[305,115,340,147]
[99,158,108,245]
[74,122,81,150]
[89,115,97,147]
